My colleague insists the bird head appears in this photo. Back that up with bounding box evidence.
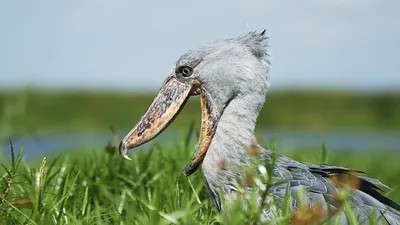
[119,30,270,176]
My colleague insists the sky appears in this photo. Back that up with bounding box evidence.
[1,0,399,92]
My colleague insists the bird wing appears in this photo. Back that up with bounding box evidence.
[263,155,400,224]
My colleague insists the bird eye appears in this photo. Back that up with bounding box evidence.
[178,66,193,77]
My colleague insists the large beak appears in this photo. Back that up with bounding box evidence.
[182,91,218,176]
[119,77,219,175]
[119,77,192,160]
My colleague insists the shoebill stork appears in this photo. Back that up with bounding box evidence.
[119,30,400,224]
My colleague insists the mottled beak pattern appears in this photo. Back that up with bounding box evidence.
[119,77,218,175]
[119,77,191,160]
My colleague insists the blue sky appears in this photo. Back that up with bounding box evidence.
[1,0,399,92]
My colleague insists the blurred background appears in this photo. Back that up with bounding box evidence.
[1,0,399,160]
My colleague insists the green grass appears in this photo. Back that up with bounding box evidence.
[1,90,400,137]
[1,89,400,224]
[1,133,399,225]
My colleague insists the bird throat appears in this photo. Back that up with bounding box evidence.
[201,94,261,175]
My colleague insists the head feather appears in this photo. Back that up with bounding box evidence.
[235,30,270,63]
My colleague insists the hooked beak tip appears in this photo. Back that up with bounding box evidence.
[119,141,132,161]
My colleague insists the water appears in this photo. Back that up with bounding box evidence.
[1,129,400,161]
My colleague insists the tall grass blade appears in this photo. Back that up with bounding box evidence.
[10,140,15,170]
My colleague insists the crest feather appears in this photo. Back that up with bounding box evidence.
[236,30,270,63]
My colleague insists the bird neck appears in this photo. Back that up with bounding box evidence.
[202,92,265,175]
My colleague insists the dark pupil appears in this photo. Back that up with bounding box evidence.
[180,67,192,76]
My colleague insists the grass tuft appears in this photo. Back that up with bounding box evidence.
[0,137,399,224]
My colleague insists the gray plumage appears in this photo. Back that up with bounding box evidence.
[172,30,400,224]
